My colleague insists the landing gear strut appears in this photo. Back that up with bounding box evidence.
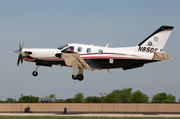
[32,65,39,77]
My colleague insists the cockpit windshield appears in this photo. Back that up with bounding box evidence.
[62,46,74,52]
[57,44,68,50]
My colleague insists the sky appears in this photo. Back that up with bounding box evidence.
[0,0,180,101]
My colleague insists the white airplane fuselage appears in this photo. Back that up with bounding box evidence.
[22,44,154,68]
[14,26,174,81]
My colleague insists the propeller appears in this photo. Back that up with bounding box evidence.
[16,42,24,66]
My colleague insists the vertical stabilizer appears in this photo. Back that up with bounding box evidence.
[137,26,174,53]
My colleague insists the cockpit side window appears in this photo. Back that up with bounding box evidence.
[87,48,91,53]
[57,44,68,50]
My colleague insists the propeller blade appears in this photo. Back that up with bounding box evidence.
[20,55,23,64]
[19,42,22,51]
[17,42,24,66]
[22,42,24,50]
[17,55,21,66]
[17,54,23,66]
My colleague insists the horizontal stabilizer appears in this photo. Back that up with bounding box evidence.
[153,52,171,60]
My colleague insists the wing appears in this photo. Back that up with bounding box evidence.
[62,52,94,71]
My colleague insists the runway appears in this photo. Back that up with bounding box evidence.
[1,113,180,117]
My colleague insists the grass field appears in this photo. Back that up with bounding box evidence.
[0,117,179,119]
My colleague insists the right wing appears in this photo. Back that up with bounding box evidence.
[62,52,94,71]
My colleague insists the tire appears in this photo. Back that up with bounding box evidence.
[77,74,84,81]
[32,71,38,77]
[72,75,77,80]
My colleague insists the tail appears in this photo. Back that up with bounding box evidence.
[136,26,174,53]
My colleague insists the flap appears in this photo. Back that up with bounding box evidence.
[62,52,93,71]
[153,52,171,60]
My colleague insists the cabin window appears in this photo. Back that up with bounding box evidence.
[78,47,82,52]
[87,48,91,53]
[98,49,103,55]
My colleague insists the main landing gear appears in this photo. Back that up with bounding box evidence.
[72,66,84,81]
[32,65,39,77]
[72,74,84,81]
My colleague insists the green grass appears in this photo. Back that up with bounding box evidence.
[0,117,179,119]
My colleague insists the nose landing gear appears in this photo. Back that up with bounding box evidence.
[32,71,38,76]
[32,65,39,77]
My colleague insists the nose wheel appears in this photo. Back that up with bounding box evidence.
[32,65,39,77]
[32,71,38,76]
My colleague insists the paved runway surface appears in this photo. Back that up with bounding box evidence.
[1,113,180,117]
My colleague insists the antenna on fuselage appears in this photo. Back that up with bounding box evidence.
[105,43,109,47]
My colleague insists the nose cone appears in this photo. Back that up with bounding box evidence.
[14,50,22,55]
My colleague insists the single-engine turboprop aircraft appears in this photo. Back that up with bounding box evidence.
[14,26,173,81]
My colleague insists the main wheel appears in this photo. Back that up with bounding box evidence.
[32,71,38,77]
[77,74,84,81]
[72,75,77,80]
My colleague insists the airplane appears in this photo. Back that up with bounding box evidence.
[14,26,174,81]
